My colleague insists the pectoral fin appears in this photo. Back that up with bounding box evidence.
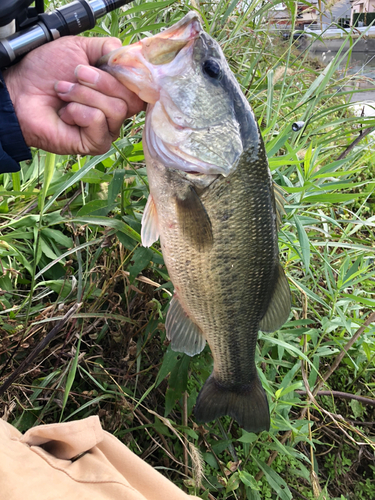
[259,264,291,332]
[141,194,160,247]
[175,185,213,251]
[166,295,206,356]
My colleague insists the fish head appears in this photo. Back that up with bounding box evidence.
[99,12,259,177]
[98,12,201,103]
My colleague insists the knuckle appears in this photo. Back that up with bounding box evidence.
[103,38,122,54]
[113,98,128,119]
[68,102,90,122]
[65,101,79,115]
[91,107,106,124]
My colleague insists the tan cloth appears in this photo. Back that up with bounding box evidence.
[0,416,200,500]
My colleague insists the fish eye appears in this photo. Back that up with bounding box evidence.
[202,59,222,79]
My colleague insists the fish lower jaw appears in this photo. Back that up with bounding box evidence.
[148,135,227,176]
[145,115,230,176]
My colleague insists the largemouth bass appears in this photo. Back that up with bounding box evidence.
[99,12,291,433]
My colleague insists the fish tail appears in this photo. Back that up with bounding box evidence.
[194,374,270,433]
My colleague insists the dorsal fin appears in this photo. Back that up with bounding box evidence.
[259,264,291,333]
[273,182,287,230]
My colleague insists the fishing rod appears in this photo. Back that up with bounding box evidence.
[0,0,134,69]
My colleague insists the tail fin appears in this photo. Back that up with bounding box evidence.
[194,375,270,433]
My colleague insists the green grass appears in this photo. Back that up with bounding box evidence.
[1,1,375,499]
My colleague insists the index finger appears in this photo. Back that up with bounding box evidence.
[74,64,146,117]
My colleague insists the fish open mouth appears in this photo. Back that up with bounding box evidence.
[97,12,202,103]
[142,13,201,65]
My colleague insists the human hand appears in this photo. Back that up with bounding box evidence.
[3,36,145,156]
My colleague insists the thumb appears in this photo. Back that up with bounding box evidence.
[81,37,123,65]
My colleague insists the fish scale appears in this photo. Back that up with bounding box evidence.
[165,147,278,383]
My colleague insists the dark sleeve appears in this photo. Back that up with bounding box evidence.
[0,71,32,174]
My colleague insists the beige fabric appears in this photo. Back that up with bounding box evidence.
[0,416,200,500]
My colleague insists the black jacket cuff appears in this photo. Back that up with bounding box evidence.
[0,71,32,174]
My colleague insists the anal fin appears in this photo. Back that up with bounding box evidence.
[166,295,206,356]
[259,264,291,333]
[141,194,159,247]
